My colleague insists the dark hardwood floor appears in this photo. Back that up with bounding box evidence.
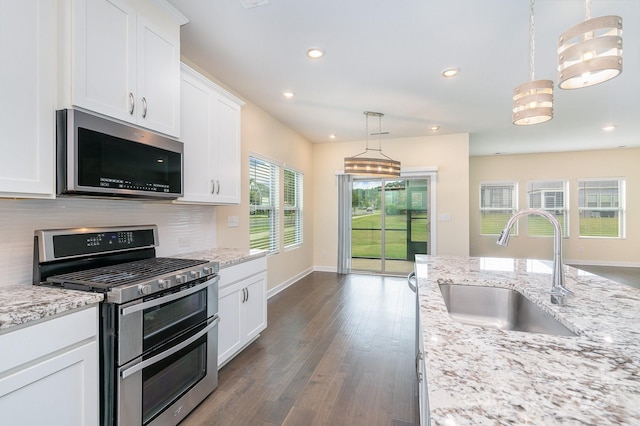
[181,272,416,426]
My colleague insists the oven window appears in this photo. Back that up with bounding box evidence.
[143,289,207,351]
[142,336,207,425]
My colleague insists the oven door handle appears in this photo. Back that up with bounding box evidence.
[121,277,218,317]
[120,315,219,379]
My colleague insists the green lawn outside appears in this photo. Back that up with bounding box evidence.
[481,212,618,237]
[351,212,428,259]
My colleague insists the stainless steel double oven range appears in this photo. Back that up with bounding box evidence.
[33,225,219,426]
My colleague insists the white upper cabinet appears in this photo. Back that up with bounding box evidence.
[62,0,185,137]
[177,64,244,205]
[0,0,56,198]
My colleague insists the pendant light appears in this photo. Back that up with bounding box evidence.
[344,112,401,177]
[558,0,622,89]
[513,0,553,125]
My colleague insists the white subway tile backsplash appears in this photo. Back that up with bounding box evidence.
[0,198,217,287]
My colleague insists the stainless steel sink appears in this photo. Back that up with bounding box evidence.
[439,284,577,336]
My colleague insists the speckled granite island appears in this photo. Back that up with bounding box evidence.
[415,255,640,425]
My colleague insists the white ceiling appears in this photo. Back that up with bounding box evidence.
[167,0,640,156]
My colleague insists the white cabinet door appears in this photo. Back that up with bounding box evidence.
[0,0,55,198]
[69,0,181,137]
[0,341,98,426]
[217,257,267,368]
[177,64,243,205]
[72,0,136,123]
[213,94,242,204]
[136,12,180,136]
[217,284,243,366]
[179,67,215,202]
[0,306,99,425]
[242,272,267,341]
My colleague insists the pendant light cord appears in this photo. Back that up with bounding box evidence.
[529,0,535,81]
[586,0,591,20]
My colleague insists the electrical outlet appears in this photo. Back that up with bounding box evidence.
[227,216,239,227]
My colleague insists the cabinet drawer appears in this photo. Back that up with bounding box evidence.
[0,306,98,373]
[218,257,267,288]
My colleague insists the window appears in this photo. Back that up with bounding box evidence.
[249,157,280,252]
[283,168,303,248]
[480,182,517,235]
[578,178,625,238]
[526,180,569,237]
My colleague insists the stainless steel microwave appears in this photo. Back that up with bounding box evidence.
[56,109,183,199]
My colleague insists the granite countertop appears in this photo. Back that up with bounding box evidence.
[0,285,103,332]
[174,247,267,269]
[415,255,640,425]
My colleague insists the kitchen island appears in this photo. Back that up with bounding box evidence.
[415,255,640,425]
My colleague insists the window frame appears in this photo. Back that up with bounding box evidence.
[283,167,304,249]
[526,180,569,238]
[249,156,280,253]
[577,177,626,239]
[479,181,518,236]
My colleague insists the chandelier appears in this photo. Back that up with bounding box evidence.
[344,112,401,177]
[558,0,622,89]
[512,0,553,125]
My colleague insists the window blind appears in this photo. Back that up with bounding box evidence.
[526,180,569,237]
[249,157,280,252]
[480,183,517,235]
[578,179,624,238]
[283,168,303,248]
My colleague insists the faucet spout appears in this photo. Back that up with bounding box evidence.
[496,208,573,305]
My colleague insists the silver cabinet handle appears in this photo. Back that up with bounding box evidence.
[128,93,135,114]
[142,97,147,118]
[121,316,219,379]
[211,179,215,194]
[415,351,423,383]
[245,287,249,302]
[216,180,220,194]
[407,271,417,293]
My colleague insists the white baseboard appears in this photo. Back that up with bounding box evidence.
[565,259,640,268]
[266,266,314,299]
[313,265,337,273]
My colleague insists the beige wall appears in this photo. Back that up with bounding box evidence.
[215,102,315,291]
[469,148,640,265]
[182,58,315,292]
[312,133,470,270]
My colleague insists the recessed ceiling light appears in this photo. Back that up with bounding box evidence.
[307,48,325,59]
[429,125,440,132]
[602,125,616,131]
[240,0,269,9]
[441,67,460,78]
[329,134,336,139]
[282,90,295,98]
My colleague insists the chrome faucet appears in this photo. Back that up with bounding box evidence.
[496,208,574,305]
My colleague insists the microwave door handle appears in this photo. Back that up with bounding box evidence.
[120,316,219,380]
[120,277,218,317]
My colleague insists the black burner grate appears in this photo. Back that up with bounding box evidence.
[47,257,208,289]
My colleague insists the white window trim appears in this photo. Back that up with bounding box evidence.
[577,177,626,239]
[479,181,518,236]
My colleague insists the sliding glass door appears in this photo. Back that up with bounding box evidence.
[351,177,430,274]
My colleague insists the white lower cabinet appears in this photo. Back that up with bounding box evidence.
[0,306,99,425]
[217,257,267,368]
